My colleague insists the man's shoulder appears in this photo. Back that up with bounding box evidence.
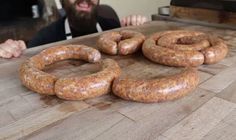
[40,17,65,34]
[97,4,121,30]
[27,18,66,48]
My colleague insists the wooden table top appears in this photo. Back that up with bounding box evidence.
[0,21,236,140]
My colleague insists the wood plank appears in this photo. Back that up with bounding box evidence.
[217,80,236,103]
[117,88,213,121]
[6,97,50,120]
[224,29,236,36]
[93,118,137,140]
[0,101,89,140]
[0,82,31,104]
[156,135,169,140]
[201,109,236,140]
[0,56,27,68]
[160,97,235,140]
[199,64,236,93]
[222,109,236,126]
[84,94,128,112]
[118,60,175,79]
[0,79,22,92]
[219,55,236,67]
[0,81,30,107]
[0,63,19,80]
[198,71,212,84]
[198,64,228,75]
[22,108,125,140]
[93,89,215,140]
[22,93,64,109]
[0,110,15,128]
[4,96,37,120]
[0,95,36,122]
[202,121,236,140]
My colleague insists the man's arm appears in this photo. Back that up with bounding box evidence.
[28,18,66,48]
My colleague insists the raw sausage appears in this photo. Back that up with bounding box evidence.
[142,30,228,67]
[201,37,228,64]
[97,30,145,55]
[112,68,199,103]
[55,58,121,100]
[19,45,101,95]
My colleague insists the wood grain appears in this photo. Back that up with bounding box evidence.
[0,102,89,140]
[161,97,236,140]
[199,64,236,93]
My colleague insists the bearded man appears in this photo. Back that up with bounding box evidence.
[0,0,148,58]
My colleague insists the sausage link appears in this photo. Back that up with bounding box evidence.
[142,38,205,67]
[55,58,121,100]
[201,37,228,64]
[97,30,145,55]
[19,45,101,95]
[112,68,199,103]
[19,60,57,95]
[142,30,228,67]
[118,30,145,55]
[97,32,122,55]
[158,31,210,51]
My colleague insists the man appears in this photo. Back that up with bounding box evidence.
[0,0,148,58]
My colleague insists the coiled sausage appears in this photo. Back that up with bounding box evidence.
[142,30,228,67]
[97,30,145,55]
[19,45,101,95]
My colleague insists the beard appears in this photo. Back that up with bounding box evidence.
[63,0,98,33]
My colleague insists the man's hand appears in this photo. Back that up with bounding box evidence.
[121,15,148,27]
[0,39,26,59]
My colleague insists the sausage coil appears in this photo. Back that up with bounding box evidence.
[97,30,145,55]
[142,30,228,67]
[19,45,120,100]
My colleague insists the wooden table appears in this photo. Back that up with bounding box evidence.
[0,21,236,140]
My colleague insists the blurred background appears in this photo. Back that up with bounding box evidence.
[100,0,170,20]
[1,0,236,44]
[0,0,170,43]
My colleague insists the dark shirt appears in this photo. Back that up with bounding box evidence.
[27,5,121,48]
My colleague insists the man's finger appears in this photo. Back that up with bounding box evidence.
[141,16,148,24]
[6,39,26,50]
[5,39,14,44]
[125,16,131,26]
[13,41,25,57]
[136,15,142,26]
[0,47,13,58]
[18,40,26,50]
[121,15,148,27]
[131,15,138,26]
[5,41,22,57]
[121,19,126,27]
[0,45,15,58]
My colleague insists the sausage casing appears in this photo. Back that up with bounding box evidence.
[142,36,205,67]
[55,59,121,100]
[19,45,101,95]
[142,30,228,67]
[97,30,145,55]
[112,68,199,103]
